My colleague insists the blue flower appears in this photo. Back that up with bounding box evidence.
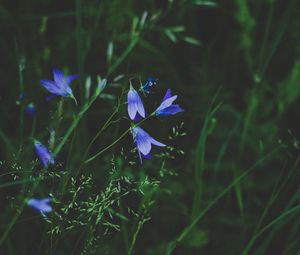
[34,140,55,168]
[155,89,184,116]
[27,198,52,215]
[40,68,79,101]
[132,126,165,160]
[127,86,145,121]
[25,103,37,117]
[141,77,158,94]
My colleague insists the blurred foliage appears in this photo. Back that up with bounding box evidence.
[1,0,300,254]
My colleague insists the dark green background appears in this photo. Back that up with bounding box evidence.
[1,0,300,254]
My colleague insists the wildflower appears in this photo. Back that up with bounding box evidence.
[141,77,158,94]
[127,86,145,121]
[25,103,37,117]
[40,68,79,103]
[34,140,55,168]
[132,126,165,160]
[27,198,52,215]
[155,89,184,116]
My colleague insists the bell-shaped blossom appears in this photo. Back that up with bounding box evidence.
[40,68,79,100]
[27,198,52,215]
[155,89,184,116]
[34,140,55,168]
[141,77,158,94]
[127,86,145,121]
[132,126,165,160]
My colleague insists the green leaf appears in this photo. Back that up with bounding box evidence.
[183,36,202,46]
[193,0,218,7]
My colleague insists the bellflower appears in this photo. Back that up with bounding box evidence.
[40,68,79,102]
[34,140,55,168]
[141,77,158,94]
[132,126,166,160]
[127,86,145,121]
[155,89,184,116]
[27,198,52,215]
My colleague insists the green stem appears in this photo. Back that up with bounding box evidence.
[84,113,154,164]
[242,204,300,255]
[53,87,102,156]
[107,36,139,76]
[84,129,130,164]
[165,146,282,255]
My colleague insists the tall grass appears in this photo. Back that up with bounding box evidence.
[0,0,300,254]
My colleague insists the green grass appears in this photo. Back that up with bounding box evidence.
[1,0,300,254]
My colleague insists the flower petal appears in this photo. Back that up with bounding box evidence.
[127,90,138,120]
[133,127,152,155]
[40,80,62,95]
[142,152,152,159]
[127,89,145,120]
[156,95,177,112]
[65,74,80,87]
[150,137,166,147]
[135,95,145,118]
[156,105,184,116]
[28,198,52,214]
[163,89,172,101]
[53,68,66,87]
[34,140,54,168]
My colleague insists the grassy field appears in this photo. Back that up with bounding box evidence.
[1,0,300,254]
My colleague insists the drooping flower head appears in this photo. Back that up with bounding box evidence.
[127,85,145,121]
[25,103,37,117]
[155,89,184,116]
[27,198,52,215]
[40,68,79,102]
[132,126,165,161]
[141,77,158,94]
[34,140,55,168]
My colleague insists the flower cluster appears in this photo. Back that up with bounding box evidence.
[127,78,184,162]
[28,71,184,218]
[28,68,79,216]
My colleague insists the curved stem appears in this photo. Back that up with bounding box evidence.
[84,113,154,164]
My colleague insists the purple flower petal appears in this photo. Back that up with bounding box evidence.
[163,89,172,101]
[143,153,152,159]
[34,140,55,168]
[127,88,145,120]
[132,127,165,158]
[27,198,52,214]
[40,68,78,98]
[156,95,177,112]
[127,90,137,120]
[53,68,65,87]
[65,74,80,87]
[40,80,62,95]
[156,105,184,116]
[149,137,166,147]
[134,127,151,155]
[155,89,183,117]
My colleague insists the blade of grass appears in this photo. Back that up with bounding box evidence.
[165,146,283,255]
[242,204,300,255]
[0,127,16,153]
[191,88,222,219]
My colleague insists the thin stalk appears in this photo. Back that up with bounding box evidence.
[165,146,283,255]
[242,204,300,255]
[84,113,154,164]
[107,36,139,77]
